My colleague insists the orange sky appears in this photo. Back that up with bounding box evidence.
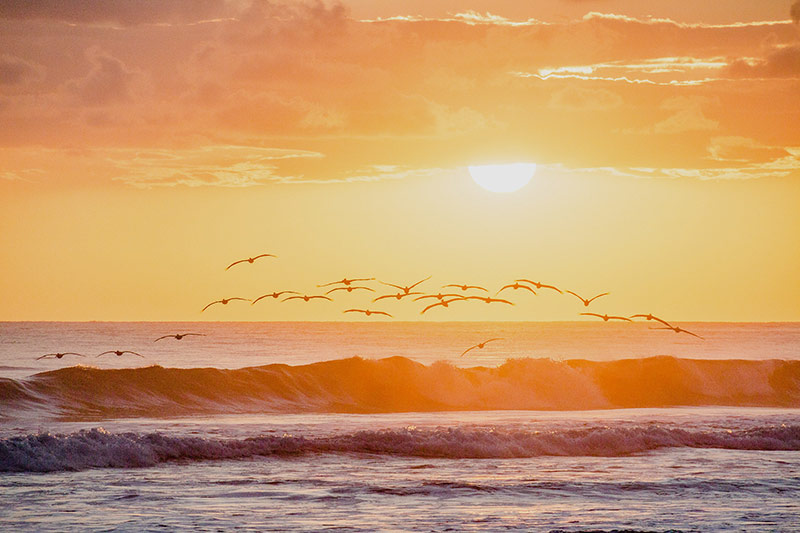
[1,0,799,321]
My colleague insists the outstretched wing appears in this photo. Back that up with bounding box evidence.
[379,281,404,291]
[565,290,586,304]
[96,351,114,357]
[253,253,276,261]
[201,300,221,312]
[421,301,444,314]
[487,298,514,305]
[609,316,633,322]
[125,351,144,358]
[580,312,604,319]
[460,344,479,357]
[154,335,174,342]
[408,275,432,290]
[586,292,610,304]
[225,259,246,271]
[308,295,333,301]
[373,294,399,302]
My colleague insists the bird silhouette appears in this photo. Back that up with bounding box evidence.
[465,296,514,305]
[326,286,375,295]
[252,291,300,305]
[36,352,85,360]
[461,338,503,357]
[225,253,276,271]
[651,325,704,339]
[374,292,424,302]
[413,293,462,301]
[630,313,673,327]
[380,276,432,294]
[421,297,466,314]
[97,350,143,358]
[343,309,393,318]
[202,297,250,312]
[497,282,537,295]
[566,291,609,307]
[515,279,563,294]
[442,284,488,292]
[283,295,332,302]
[154,333,205,342]
[580,313,632,322]
[318,277,375,287]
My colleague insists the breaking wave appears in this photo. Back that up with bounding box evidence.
[1,356,799,419]
[3,424,799,472]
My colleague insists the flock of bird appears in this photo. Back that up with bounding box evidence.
[35,252,703,362]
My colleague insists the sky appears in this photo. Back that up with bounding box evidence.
[0,0,799,322]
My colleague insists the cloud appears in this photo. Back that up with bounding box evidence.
[548,86,623,111]
[707,136,793,163]
[652,96,718,134]
[725,45,800,78]
[0,54,44,86]
[66,50,139,105]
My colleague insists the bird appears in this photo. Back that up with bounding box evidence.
[374,292,424,302]
[318,277,375,287]
[326,286,375,295]
[630,313,673,327]
[421,297,466,314]
[566,291,609,307]
[252,291,300,305]
[461,338,503,357]
[580,313,632,322]
[413,293,462,301]
[202,297,250,312]
[515,279,563,294]
[380,276,432,294]
[442,284,488,292]
[225,253,276,271]
[497,282,537,295]
[154,333,205,342]
[36,352,85,360]
[651,325,704,339]
[465,296,514,305]
[97,350,143,358]
[283,295,332,302]
[344,309,393,318]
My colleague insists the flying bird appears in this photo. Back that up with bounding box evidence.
[630,313,673,327]
[497,282,537,295]
[225,253,276,271]
[465,296,514,305]
[374,292,424,302]
[566,291,609,307]
[651,325,704,339]
[252,291,300,304]
[202,297,250,312]
[580,313,632,322]
[318,277,375,287]
[283,295,332,302]
[380,276,432,294]
[442,284,488,292]
[343,309,393,318]
[154,333,205,342]
[515,279,563,294]
[97,350,144,358]
[326,286,375,295]
[461,338,503,357]
[413,293,462,301]
[36,352,85,360]
[421,297,466,314]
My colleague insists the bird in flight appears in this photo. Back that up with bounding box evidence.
[497,282,537,295]
[566,291,609,307]
[344,309,393,318]
[283,294,332,302]
[374,292,423,302]
[318,277,375,287]
[154,333,205,342]
[580,313,632,322]
[442,284,488,292]
[97,350,144,358]
[202,297,250,312]
[651,325,704,339]
[421,297,466,314]
[461,338,503,357]
[380,276,432,294]
[326,286,375,295]
[252,291,300,305]
[630,313,673,327]
[225,253,276,271]
[36,352,85,360]
[413,293,462,301]
[465,296,514,305]
[515,279,563,294]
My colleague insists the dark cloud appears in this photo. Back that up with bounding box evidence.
[726,45,800,78]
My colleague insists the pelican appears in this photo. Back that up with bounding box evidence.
[283,294,332,302]
[344,309,393,318]
[497,282,537,295]
[651,325,704,339]
[442,284,488,292]
[252,291,299,305]
[202,297,250,312]
[374,291,424,302]
[421,297,466,314]
[566,291,609,307]
[461,338,503,357]
[318,277,375,287]
[380,276,431,294]
[516,279,563,294]
[97,350,143,358]
[465,296,514,305]
[413,293,461,301]
[154,333,205,342]
[225,253,276,270]
[630,313,673,327]
[580,313,632,322]
[326,286,375,295]
[36,352,85,360]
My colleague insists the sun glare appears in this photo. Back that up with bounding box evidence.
[468,163,537,193]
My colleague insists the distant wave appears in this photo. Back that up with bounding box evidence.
[1,356,799,419]
[3,424,799,472]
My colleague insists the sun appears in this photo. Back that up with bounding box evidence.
[468,163,537,193]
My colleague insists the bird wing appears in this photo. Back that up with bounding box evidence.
[97,351,115,357]
[183,333,205,337]
[586,293,610,304]
[497,284,515,293]
[343,309,364,314]
[373,294,397,302]
[609,316,633,322]
[421,301,444,314]
[36,354,53,360]
[352,277,376,282]
[468,285,489,292]
[460,345,479,357]
[465,296,487,301]
[225,259,246,270]
[154,335,173,342]
[326,287,346,294]
[253,254,276,261]
[352,286,375,292]
[282,295,303,301]
[408,275,432,290]
[125,351,144,357]
[252,295,270,305]
[651,316,673,327]
[518,285,537,294]
[565,291,586,303]
[541,284,563,294]
[488,298,514,305]
[201,300,221,312]
[680,328,704,339]
[580,313,603,319]
[374,311,393,317]
[515,279,536,285]
[484,338,503,345]
[309,296,333,301]
[379,281,404,291]
[413,294,438,301]
[229,297,250,303]
[318,280,342,287]
[399,291,424,298]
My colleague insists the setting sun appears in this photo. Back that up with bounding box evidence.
[468,163,537,192]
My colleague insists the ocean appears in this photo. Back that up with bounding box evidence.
[1,321,799,531]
